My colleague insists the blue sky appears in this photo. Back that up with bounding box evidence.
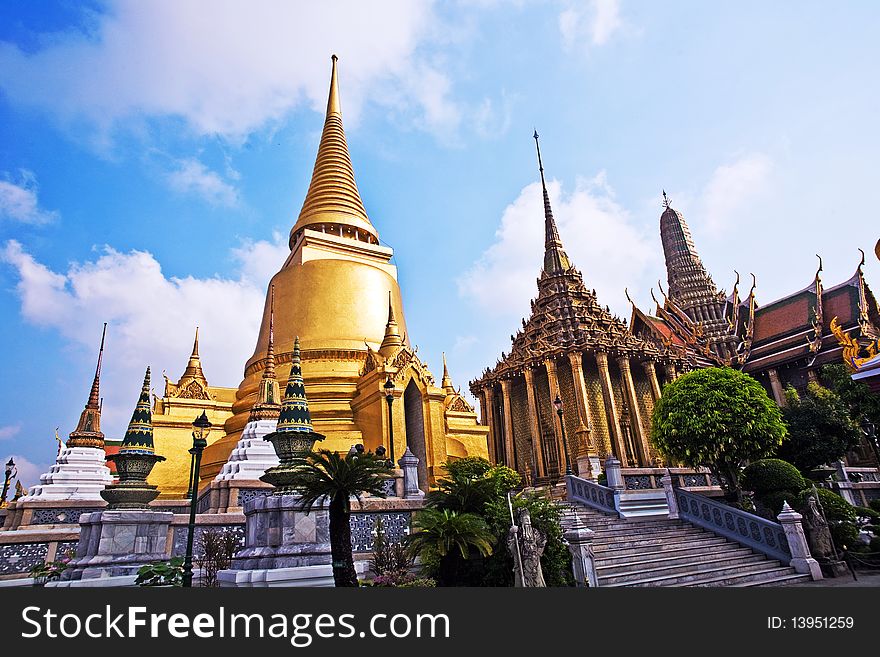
[1,1,877,487]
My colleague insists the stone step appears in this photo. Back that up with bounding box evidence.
[683,567,806,588]
[593,533,729,554]
[598,553,768,586]
[734,573,814,587]
[585,520,691,535]
[590,527,711,547]
[604,562,789,587]
[596,545,754,573]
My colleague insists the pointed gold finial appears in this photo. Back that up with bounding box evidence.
[379,292,403,358]
[177,326,208,388]
[858,248,866,270]
[662,190,672,209]
[289,54,378,248]
[328,54,341,116]
[533,130,571,274]
[441,352,454,394]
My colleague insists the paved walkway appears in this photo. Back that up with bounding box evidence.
[789,570,880,587]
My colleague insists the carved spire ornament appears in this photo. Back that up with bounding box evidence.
[250,285,281,422]
[67,323,107,449]
[379,291,403,358]
[533,130,571,276]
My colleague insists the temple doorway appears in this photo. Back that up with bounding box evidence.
[404,379,429,491]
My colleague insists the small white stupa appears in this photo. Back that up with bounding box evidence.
[215,285,280,482]
[23,324,114,501]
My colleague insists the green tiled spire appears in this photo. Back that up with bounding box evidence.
[275,337,314,433]
[120,366,155,453]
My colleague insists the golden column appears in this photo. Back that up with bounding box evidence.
[523,367,546,479]
[642,361,662,402]
[482,385,499,464]
[617,355,651,466]
[498,379,517,473]
[543,358,567,471]
[568,352,598,473]
[595,351,626,465]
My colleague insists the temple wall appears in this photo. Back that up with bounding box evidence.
[582,357,611,457]
[510,376,532,476]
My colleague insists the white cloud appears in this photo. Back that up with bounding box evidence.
[166,158,239,207]
[0,0,471,143]
[1,236,288,439]
[0,424,22,440]
[457,172,658,320]
[698,152,773,235]
[559,0,623,50]
[0,171,58,224]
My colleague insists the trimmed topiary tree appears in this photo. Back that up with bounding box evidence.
[742,459,806,495]
[651,367,787,502]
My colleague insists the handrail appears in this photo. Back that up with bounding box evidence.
[566,475,619,515]
[675,487,790,563]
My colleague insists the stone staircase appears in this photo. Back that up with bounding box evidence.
[559,503,812,587]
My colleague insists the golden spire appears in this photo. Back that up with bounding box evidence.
[379,291,403,358]
[177,326,208,388]
[67,323,107,449]
[289,55,379,248]
[441,352,454,394]
[250,285,281,421]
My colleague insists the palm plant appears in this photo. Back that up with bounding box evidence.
[288,449,395,587]
[406,508,494,586]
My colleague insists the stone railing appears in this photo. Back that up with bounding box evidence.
[674,487,790,563]
[0,538,79,577]
[621,467,721,491]
[566,475,619,515]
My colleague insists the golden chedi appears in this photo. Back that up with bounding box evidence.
[200,56,488,489]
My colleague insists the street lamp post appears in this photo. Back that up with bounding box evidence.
[384,376,396,466]
[553,394,572,476]
[1,458,15,507]
[182,410,212,588]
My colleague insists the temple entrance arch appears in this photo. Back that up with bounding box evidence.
[403,379,429,491]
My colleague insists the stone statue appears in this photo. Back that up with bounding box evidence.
[801,491,835,560]
[507,507,547,587]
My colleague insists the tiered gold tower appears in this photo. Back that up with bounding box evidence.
[200,56,488,488]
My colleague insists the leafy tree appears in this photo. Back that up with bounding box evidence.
[405,508,494,586]
[426,458,521,513]
[742,458,807,518]
[821,364,880,463]
[778,383,861,473]
[650,367,787,502]
[288,449,394,587]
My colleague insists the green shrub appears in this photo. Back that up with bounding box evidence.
[855,506,880,523]
[831,523,860,550]
[758,490,798,517]
[816,488,857,524]
[135,557,184,587]
[742,459,806,495]
[870,536,880,553]
[869,499,880,513]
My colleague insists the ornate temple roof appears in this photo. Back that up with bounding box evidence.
[471,143,685,389]
[289,55,379,247]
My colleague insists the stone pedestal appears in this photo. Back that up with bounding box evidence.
[777,502,823,581]
[398,447,425,500]
[605,457,625,490]
[21,447,113,502]
[225,493,331,573]
[660,471,679,520]
[201,479,273,514]
[62,510,173,581]
[564,516,597,587]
